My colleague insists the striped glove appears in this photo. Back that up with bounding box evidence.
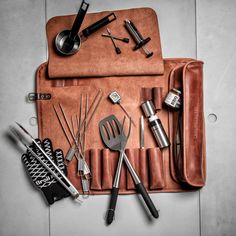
[22,138,70,205]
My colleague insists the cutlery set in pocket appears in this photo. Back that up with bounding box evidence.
[10,2,206,224]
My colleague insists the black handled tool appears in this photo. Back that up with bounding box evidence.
[107,28,121,54]
[55,2,116,56]
[124,19,153,58]
[55,1,89,55]
[81,13,116,39]
[99,115,159,224]
[102,33,129,43]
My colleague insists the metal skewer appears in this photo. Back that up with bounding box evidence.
[76,94,90,176]
[77,95,85,172]
[53,105,84,162]
[77,97,83,173]
[59,103,80,147]
[53,104,72,146]
[140,116,144,149]
[83,94,88,155]
[76,89,103,139]
[80,94,91,176]
[54,103,90,177]
[54,103,90,195]
[65,90,103,162]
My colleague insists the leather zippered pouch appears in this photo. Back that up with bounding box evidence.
[168,61,206,187]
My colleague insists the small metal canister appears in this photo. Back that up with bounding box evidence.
[164,88,181,109]
[141,100,170,149]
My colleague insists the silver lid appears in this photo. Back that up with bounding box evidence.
[172,88,181,95]
[141,100,155,117]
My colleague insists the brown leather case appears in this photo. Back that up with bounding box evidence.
[35,8,206,195]
[36,58,206,194]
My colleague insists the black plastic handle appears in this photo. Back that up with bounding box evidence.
[122,38,129,43]
[136,182,159,219]
[70,1,89,40]
[81,12,116,38]
[106,187,119,225]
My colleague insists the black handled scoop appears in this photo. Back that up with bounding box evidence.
[55,1,89,55]
[55,5,116,56]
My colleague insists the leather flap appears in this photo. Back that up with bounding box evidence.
[46,7,164,78]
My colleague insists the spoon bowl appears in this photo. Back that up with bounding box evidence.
[55,30,81,55]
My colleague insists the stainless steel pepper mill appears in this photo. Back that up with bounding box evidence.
[141,100,170,149]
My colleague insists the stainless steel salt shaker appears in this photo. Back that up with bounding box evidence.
[141,100,170,149]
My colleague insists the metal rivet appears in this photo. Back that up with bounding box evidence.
[208,113,217,123]
[29,117,37,126]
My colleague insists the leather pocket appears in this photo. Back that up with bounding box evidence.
[141,87,163,110]
[168,61,206,187]
[88,148,165,192]
[153,87,163,110]
[126,149,140,190]
[101,149,115,190]
[90,149,102,190]
[148,148,165,189]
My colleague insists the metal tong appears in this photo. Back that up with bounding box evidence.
[99,115,159,224]
[10,123,81,202]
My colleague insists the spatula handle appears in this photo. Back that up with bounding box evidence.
[123,153,159,219]
[106,152,124,225]
[106,187,119,225]
[136,182,159,218]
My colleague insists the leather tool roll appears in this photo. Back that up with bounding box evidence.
[35,7,206,194]
[36,58,206,194]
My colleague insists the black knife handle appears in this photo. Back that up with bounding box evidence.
[70,1,89,40]
[106,187,119,225]
[136,182,159,219]
[81,12,116,38]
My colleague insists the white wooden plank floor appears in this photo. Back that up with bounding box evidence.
[0,0,235,235]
